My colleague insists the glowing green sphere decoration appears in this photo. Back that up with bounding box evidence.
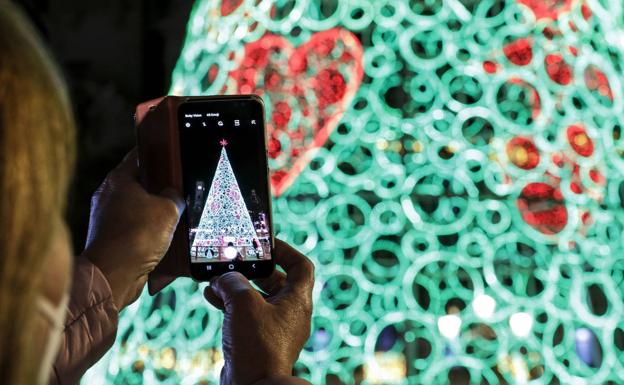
[84,0,624,384]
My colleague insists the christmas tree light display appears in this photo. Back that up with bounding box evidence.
[84,0,624,384]
[191,140,262,261]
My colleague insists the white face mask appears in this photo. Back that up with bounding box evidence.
[36,292,68,385]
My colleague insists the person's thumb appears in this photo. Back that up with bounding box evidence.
[210,272,263,312]
[159,187,186,220]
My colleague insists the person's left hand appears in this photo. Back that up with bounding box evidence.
[81,149,185,309]
[203,240,315,385]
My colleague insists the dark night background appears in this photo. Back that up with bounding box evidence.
[14,0,196,252]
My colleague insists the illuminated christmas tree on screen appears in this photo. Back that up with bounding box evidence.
[191,139,260,260]
[84,0,624,384]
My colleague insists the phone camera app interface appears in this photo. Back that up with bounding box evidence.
[179,100,271,265]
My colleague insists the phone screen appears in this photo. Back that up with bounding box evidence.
[178,97,274,280]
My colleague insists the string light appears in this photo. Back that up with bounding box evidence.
[437,315,462,340]
[472,294,496,320]
[509,312,534,338]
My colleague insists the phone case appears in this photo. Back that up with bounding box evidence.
[136,96,191,295]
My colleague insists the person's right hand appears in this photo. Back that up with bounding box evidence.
[204,239,315,385]
[82,149,185,310]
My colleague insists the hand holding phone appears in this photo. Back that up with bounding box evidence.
[204,239,314,385]
[82,149,185,308]
[136,95,275,294]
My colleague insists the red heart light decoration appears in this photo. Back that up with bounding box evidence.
[517,182,568,234]
[221,0,243,16]
[516,0,573,20]
[228,28,363,196]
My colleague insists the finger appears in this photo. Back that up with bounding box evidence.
[253,269,287,296]
[110,148,139,181]
[210,272,264,311]
[159,187,186,218]
[273,239,315,295]
[203,285,224,310]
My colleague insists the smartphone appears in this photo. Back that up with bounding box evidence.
[177,96,275,280]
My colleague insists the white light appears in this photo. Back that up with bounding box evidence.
[364,352,406,385]
[224,246,237,260]
[185,122,191,127]
[509,312,533,338]
[472,294,496,319]
[432,109,444,120]
[510,354,529,383]
[437,314,462,340]
[575,327,593,342]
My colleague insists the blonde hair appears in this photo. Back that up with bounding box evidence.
[0,1,75,383]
